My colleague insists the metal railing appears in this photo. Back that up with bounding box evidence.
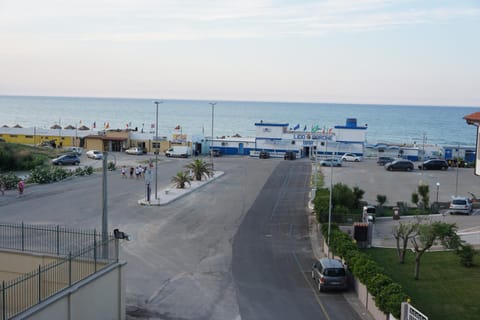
[0,222,102,256]
[0,223,119,320]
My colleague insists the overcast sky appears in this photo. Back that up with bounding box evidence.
[1,0,479,106]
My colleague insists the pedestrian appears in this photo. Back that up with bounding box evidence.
[135,166,140,179]
[17,179,25,197]
[130,167,134,178]
[143,166,147,178]
[1,181,5,196]
[121,165,127,178]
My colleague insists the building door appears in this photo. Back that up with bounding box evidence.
[239,143,244,155]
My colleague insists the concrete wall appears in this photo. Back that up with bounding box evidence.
[0,251,59,281]
[22,263,125,320]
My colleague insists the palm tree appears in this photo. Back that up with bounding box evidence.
[185,159,213,181]
[171,171,192,189]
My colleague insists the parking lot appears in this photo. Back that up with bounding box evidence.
[321,159,480,247]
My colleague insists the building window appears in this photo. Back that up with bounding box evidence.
[152,142,161,148]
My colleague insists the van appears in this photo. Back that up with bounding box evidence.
[311,258,348,292]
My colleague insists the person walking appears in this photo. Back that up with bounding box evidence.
[17,179,25,197]
[121,165,127,178]
[129,167,134,179]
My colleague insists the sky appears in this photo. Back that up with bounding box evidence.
[0,0,479,107]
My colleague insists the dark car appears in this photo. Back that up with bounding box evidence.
[377,156,395,166]
[52,154,80,166]
[284,151,296,160]
[211,149,221,157]
[418,159,448,170]
[385,159,414,171]
[259,151,270,159]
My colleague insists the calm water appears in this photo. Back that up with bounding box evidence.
[1,95,478,146]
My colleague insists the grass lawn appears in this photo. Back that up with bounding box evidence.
[364,248,480,320]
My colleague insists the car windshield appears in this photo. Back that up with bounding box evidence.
[324,268,345,276]
[452,199,467,205]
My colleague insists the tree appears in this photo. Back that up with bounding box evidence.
[352,186,365,209]
[411,221,460,279]
[376,194,387,215]
[392,221,418,264]
[411,193,419,208]
[171,171,192,189]
[332,183,354,210]
[185,159,213,181]
[417,183,430,211]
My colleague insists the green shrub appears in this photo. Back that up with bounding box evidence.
[107,161,116,171]
[375,283,408,319]
[456,244,476,267]
[0,172,20,189]
[367,273,393,298]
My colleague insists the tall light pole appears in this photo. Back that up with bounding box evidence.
[209,102,217,171]
[436,182,440,203]
[154,101,162,200]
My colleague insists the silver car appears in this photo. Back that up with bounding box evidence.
[449,197,473,215]
[311,258,348,292]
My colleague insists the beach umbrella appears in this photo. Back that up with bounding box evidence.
[50,124,62,129]
[64,124,76,129]
[13,124,23,128]
[78,125,90,130]
[2,125,9,128]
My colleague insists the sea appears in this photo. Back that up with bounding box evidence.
[1,95,478,147]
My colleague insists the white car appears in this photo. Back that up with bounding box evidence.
[125,147,144,155]
[86,150,103,160]
[341,153,362,162]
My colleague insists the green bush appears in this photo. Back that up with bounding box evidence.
[456,244,476,267]
[375,283,408,319]
[28,166,94,184]
[367,273,393,298]
[0,172,20,189]
[107,161,116,171]
[0,143,47,171]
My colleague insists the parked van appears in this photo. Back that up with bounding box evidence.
[165,146,191,158]
[311,258,348,292]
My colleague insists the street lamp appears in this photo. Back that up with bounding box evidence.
[436,182,440,203]
[209,102,217,171]
[154,101,163,200]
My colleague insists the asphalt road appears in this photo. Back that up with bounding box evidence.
[0,154,365,320]
[232,160,362,320]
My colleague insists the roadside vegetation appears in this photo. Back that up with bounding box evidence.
[366,248,480,320]
[171,159,213,189]
[0,142,94,188]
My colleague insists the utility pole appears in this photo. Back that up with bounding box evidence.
[209,102,217,171]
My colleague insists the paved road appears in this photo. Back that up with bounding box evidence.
[0,155,366,320]
[233,160,363,320]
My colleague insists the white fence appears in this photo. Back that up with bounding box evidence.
[401,302,428,320]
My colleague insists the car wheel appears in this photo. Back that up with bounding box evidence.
[355,159,359,162]
[442,166,447,171]
[311,271,315,280]
[407,167,412,172]
[388,167,393,171]
[74,161,80,166]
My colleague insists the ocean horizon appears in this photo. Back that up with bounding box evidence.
[1,95,479,147]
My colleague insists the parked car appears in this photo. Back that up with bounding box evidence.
[320,158,342,167]
[377,156,395,166]
[211,149,221,157]
[418,159,448,170]
[363,205,376,223]
[51,154,80,166]
[284,151,296,160]
[259,151,270,159]
[86,150,103,160]
[341,153,362,162]
[449,197,473,215]
[385,159,414,171]
[311,258,348,292]
[125,147,144,155]
[63,146,83,155]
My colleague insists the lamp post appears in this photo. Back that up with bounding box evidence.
[209,102,217,171]
[436,182,440,203]
[154,101,162,200]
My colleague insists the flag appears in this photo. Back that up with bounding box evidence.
[174,125,181,130]
[126,123,129,128]
[303,125,307,131]
[293,124,300,130]
[93,121,96,128]
[312,125,319,133]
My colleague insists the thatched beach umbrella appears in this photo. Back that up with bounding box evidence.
[78,125,90,131]
[13,124,23,128]
[50,124,62,129]
[2,125,9,128]
[64,124,76,130]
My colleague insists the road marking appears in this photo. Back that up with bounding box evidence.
[292,251,331,320]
